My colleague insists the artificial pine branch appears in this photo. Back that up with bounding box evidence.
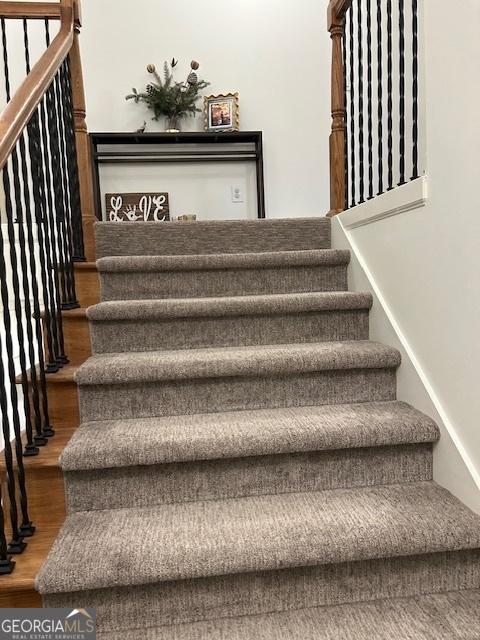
[126,58,209,121]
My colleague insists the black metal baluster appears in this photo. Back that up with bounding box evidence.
[0,217,29,553]
[11,140,49,444]
[62,58,85,261]
[38,94,69,366]
[0,211,35,550]
[2,167,47,454]
[0,189,38,461]
[1,24,44,451]
[0,478,14,574]
[44,23,70,312]
[21,21,55,437]
[28,110,59,373]
[377,0,384,194]
[0,25,36,543]
[387,0,393,190]
[349,4,356,207]
[45,87,71,310]
[357,0,365,203]
[411,0,419,179]
[23,20,58,374]
[52,62,79,307]
[1,19,47,450]
[343,18,349,210]
[0,395,15,571]
[18,124,55,439]
[0,276,34,539]
[38,95,68,367]
[398,0,406,185]
[366,0,373,199]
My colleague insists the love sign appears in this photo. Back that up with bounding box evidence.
[105,193,170,222]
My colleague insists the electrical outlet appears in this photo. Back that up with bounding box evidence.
[231,186,244,203]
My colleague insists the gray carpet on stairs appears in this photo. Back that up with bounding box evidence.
[75,341,401,385]
[37,218,480,638]
[75,341,401,422]
[62,402,439,512]
[97,249,350,300]
[97,248,351,272]
[95,218,331,257]
[43,550,480,632]
[96,590,480,640]
[64,444,435,512]
[36,482,480,593]
[88,292,372,352]
[61,402,439,470]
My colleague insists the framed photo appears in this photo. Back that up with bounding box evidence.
[204,93,239,132]
[105,192,170,222]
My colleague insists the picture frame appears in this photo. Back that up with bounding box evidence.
[204,93,240,132]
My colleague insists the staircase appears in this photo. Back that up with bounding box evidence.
[36,218,480,638]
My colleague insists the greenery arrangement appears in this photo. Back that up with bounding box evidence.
[126,58,209,129]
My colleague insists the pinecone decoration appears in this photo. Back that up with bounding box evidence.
[187,71,198,86]
[146,83,157,96]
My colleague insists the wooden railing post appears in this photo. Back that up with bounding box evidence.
[327,1,346,217]
[69,0,95,261]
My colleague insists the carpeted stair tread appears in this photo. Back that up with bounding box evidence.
[96,249,350,273]
[36,481,480,594]
[75,341,401,386]
[95,218,331,258]
[87,291,372,322]
[61,401,439,471]
[96,589,480,639]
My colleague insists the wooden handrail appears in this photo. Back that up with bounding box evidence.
[0,0,60,20]
[326,0,353,216]
[0,2,61,19]
[0,0,73,170]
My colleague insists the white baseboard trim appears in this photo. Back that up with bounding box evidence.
[340,176,428,229]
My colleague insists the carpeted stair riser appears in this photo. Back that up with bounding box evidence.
[98,259,349,301]
[75,342,400,421]
[61,403,439,473]
[78,368,397,423]
[64,443,433,512]
[89,303,371,353]
[93,590,480,640]
[95,218,332,258]
[43,549,480,634]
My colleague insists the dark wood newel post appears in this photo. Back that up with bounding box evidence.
[327,1,346,217]
[69,0,96,261]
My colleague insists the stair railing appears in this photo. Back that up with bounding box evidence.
[0,0,92,573]
[327,0,421,216]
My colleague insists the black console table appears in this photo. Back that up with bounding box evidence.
[90,131,266,220]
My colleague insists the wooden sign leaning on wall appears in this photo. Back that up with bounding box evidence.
[106,193,170,221]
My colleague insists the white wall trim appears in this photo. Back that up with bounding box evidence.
[339,176,428,229]
[333,217,480,505]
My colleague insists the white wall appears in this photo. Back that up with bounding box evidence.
[0,19,59,109]
[80,0,331,219]
[333,0,480,509]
